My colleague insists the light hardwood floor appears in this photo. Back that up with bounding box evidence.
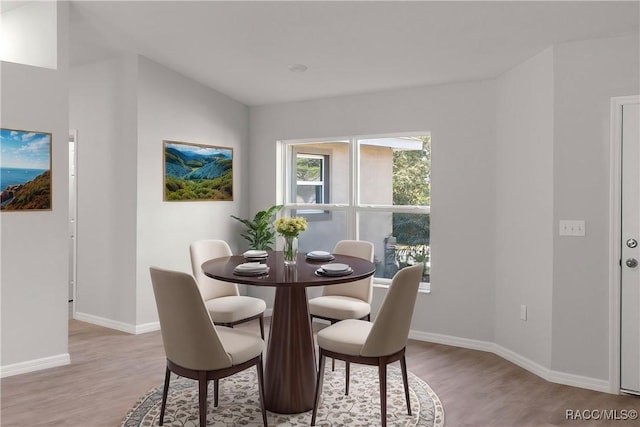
[1,319,638,426]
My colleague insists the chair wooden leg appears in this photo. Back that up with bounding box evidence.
[159,367,171,426]
[258,315,265,340]
[256,355,268,427]
[345,361,350,395]
[214,379,219,407]
[311,352,327,426]
[378,360,387,427]
[198,372,208,427]
[400,354,412,415]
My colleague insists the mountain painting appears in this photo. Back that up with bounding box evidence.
[1,128,52,211]
[163,140,233,201]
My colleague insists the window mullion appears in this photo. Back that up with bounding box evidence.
[357,205,430,214]
[284,143,295,205]
[348,137,359,239]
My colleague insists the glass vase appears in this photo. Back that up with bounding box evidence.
[283,235,298,265]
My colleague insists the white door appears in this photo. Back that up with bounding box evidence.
[621,102,640,394]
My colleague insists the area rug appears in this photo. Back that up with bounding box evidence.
[121,364,444,426]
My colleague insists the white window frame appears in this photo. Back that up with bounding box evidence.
[294,153,328,215]
[278,133,431,292]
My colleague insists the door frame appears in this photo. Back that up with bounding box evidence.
[69,129,78,318]
[608,95,639,394]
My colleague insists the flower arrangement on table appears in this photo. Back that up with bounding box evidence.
[273,216,308,237]
[273,216,308,264]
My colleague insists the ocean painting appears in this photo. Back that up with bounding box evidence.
[1,128,52,211]
[163,140,233,201]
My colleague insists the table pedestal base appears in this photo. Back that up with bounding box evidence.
[264,286,317,414]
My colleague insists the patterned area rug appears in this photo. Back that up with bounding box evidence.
[121,364,444,427]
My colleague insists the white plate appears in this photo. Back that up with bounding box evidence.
[245,255,268,259]
[308,250,331,257]
[307,254,334,261]
[315,267,353,277]
[243,250,268,258]
[320,263,350,272]
[234,262,268,272]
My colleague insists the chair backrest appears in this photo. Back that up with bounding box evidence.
[190,239,239,300]
[322,240,375,303]
[360,263,423,357]
[149,266,233,370]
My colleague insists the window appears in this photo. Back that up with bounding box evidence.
[280,134,431,288]
[296,154,325,203]
[294,153,329,216]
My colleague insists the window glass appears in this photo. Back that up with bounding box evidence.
[296,154,325,204]
[358,136,430,206]
[297,155,323,181]
[289,209,347,254]
[359,211,430,283]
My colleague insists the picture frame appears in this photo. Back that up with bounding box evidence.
[1,128,52,211]
[163,140,234,202]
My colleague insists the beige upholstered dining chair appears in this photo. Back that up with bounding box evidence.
[311,263,424,427]
[149,267,267,427]
[308,239,375,323]
[190,239,267,338]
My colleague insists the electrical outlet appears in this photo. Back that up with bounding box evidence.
[520,304,527,321]
[559,220,586,236]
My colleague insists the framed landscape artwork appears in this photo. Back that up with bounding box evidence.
[163,140,233,201]
[0,128,52,211]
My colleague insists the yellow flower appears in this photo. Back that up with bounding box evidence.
[274,216,308,237]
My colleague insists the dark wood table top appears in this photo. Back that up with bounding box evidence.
[201,251,375,287]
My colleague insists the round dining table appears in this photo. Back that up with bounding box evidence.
[201,251,376,414]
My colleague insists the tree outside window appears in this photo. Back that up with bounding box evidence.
[391,136,430,280]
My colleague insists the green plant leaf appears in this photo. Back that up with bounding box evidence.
[229,205,283,250]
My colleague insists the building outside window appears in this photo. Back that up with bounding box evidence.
[280,134,431,288]
[295,153,329,216]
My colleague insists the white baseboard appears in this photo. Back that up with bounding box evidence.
[545,366,611,393]
[73,310,275,335]
[135,321,161,334]
[408,329,612,394]
[0,353,70,378]
[490,342,552,381]
[74,312,159,335]
[409,329,494,352]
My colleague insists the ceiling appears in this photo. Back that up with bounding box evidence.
[68,1,639,106]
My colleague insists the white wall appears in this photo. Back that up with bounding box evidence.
[69,55,138,327]
[136,57,250,325]
[495,47,555,368]
[0,1,69,376]
[250,80,498,342]
[0,0,57,69]
[68,56,250,330]
[551,34,640,380]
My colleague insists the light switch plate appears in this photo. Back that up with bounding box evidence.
[559,220,586,236]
